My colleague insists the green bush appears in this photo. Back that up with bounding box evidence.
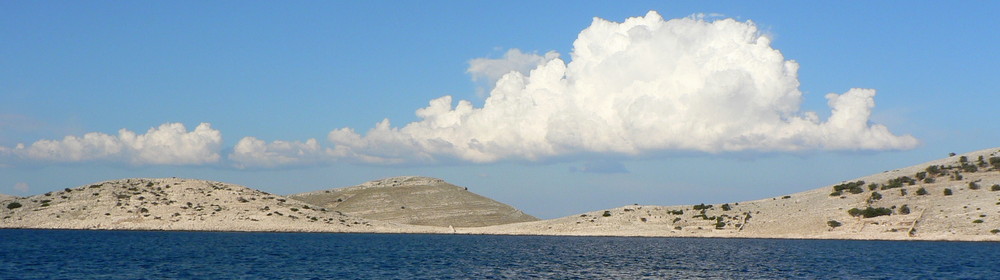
[992,184,1000,191]
[962,164,978,173]
[6,202,22,209]
[827,220,842,228]
[944,188,953,196]
[721,203,732,211]
[924,178,935,184]
[833,181,866,194]
[926,165,941,175]
[991,229,1000,234]
[868,192,883,202]
[973,219,984,224]
[692,203,713,210]
[916,188,929,195]
[899,204,911,215]
[848,207,893,218]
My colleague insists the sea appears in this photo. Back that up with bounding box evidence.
[1,229,998,279]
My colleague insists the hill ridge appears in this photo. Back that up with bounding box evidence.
[288,177,539,227]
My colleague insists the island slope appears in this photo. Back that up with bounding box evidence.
[288,176,538,227]
[464,147,1000,241]
[0,178,444,233]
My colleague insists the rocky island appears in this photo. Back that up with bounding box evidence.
[3,147,1000,241]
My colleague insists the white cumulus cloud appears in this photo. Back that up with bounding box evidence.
[3,122,221,165]
[468,49,560,95]
[315,11,917,164]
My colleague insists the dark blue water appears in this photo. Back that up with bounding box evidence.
[1,229,998,279]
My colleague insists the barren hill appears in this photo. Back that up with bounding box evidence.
[0,178,443,233]
[0,193,16,202]
[288,176,538,227]
[465,148,1000,241]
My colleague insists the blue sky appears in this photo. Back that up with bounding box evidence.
[2,1,998,218]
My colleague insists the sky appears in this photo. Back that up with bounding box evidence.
[2,1,998,218]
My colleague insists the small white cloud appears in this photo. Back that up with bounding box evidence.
[5,122,221,165]
[571,160,629,174]
[229,137,324,168]
[13,182,29,193]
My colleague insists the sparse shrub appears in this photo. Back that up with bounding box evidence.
[602,211,611,217]
[868,183,879,191]
[667,209,683,215]
[924,178,935,184]
[969,182,981,190]
[290,208,299,212]
[6,202,22,209]
[960,156,968,163]
[990,157,1000,169]
[847,208,862,217]
[848,187,863,194]
[916,188,929,195]
[944,188,953,196]
[674,226,682,230]
[991,229,1000,234]
[672,217,681,223]
[827,220,842,228]
[868,192,883,203]
[973,219,984,224]
[833,181,866,195]
[926,165,942,176]
[962,164,978,173]
[992,184,1000,191]
[782,195,792,199]
[848,207,893,218]
[640,217,647,222]
[721,203,732,211]
[899,204,911,215]
[950,152,957,157]
[900,189,907,196]
[916,172,927,180]
[692,203,713,210]
[830,191,843,196]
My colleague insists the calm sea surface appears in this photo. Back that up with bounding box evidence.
[1,229,998,279]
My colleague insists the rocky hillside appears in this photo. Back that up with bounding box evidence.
[0,193,16,202]
[0,178,444,233]
[465,148,1000,241]
[289,176,538,227]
